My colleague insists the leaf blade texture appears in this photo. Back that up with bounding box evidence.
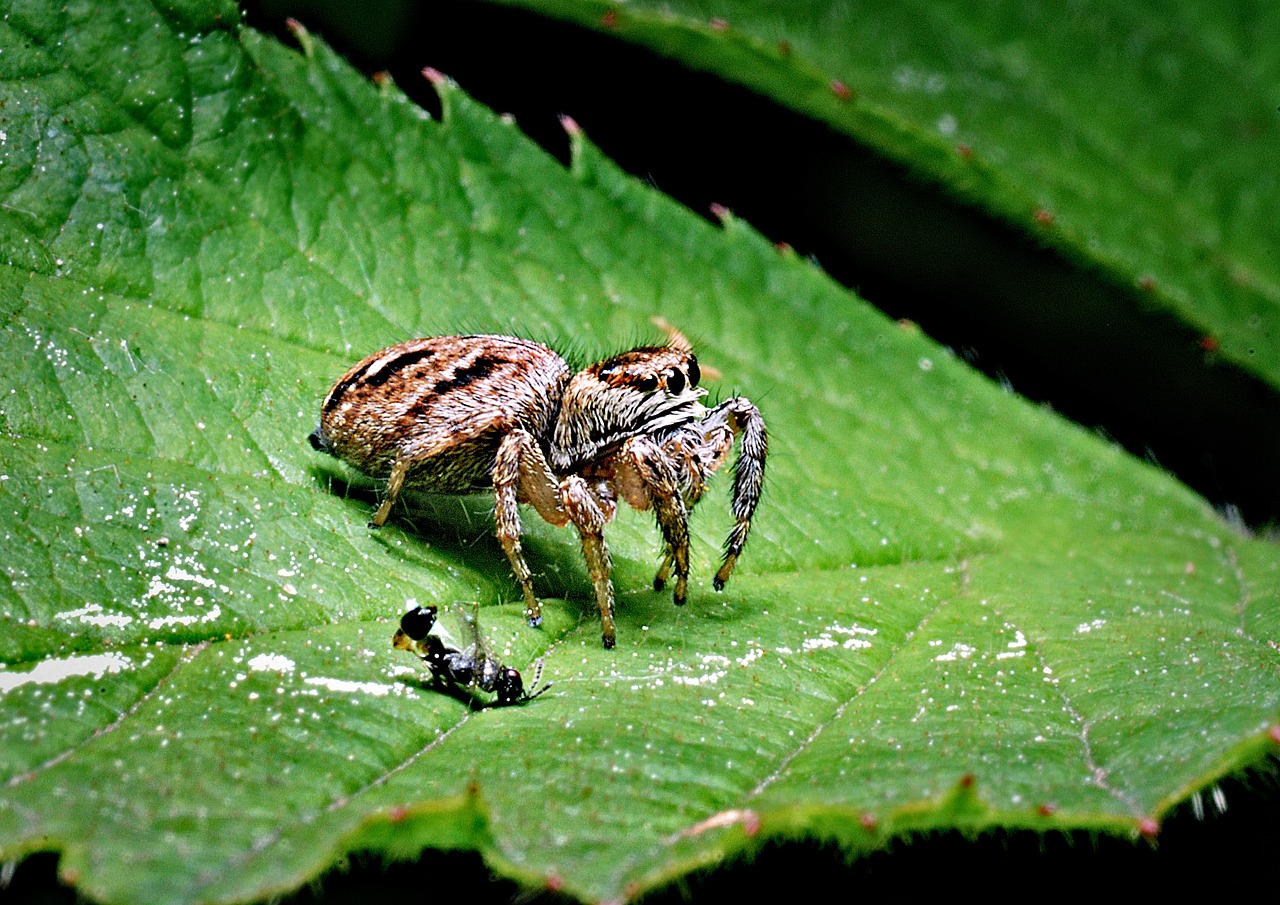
[0,3,1277,903]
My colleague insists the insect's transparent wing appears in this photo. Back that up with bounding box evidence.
[451,602,491,662]
[428,608,463,654]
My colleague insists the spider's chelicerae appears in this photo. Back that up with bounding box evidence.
[308,334,767,648]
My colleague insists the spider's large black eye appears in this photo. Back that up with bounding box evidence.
[400,605,437,641]
[688,356,701,388]
[637,375,659,393]
[666,368,686,395]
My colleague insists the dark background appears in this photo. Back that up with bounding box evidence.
[8,768,1280,901]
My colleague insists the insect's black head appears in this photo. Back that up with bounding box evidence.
[494,659,551,706]
[399,605,438,641]
[494,666,525,706]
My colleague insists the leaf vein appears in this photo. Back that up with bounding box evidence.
[2,641,206,790]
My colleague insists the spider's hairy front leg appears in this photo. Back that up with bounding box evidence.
[493,429,567,628]
[560,474,618,649]
[615,436,691,606]
[708,397,768,590]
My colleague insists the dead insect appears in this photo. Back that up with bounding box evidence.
[393,603,551,706]
[310,334,767,649]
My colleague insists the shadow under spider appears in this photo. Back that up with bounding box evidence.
[307,466,759,642]
[308,465,585,600]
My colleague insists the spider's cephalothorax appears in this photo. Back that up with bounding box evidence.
[310,334,767,648]
[549,346,707,472]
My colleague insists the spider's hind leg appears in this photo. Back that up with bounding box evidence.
[370,455,411,527]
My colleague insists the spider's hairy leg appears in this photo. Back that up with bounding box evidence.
[710,398,768,590]
[370,455,411,527]
[367,432,467,528]
[560,474,618,649]
[653,546,675,592]
[650,425,717,595]
[617,436,691,606]
[494,429,567,628]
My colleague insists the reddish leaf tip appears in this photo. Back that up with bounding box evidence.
[1138,273,1157,292]
[559,114,582,137]
[1269,724,1280,745]
[1137,817,1161,838]
[387,805,409,823]
[859,812,878,830]
[1037,803,1057,817]
[709,202,731,223]
[1199,335,1221,353]
[1033,207,1055,226]
[959,773,975,789]
[284,17,306,37]
[421,67,448,87]
[957,143,974,160]
[371,71,391,87]
[830,79,854,101]
[545,873,565,893]
[601,10,619,29]
[710,18,730,31]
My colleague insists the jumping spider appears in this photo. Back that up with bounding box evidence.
[309,334,767,648]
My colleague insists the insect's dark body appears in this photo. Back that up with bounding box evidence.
[311,333,767,649]
[393,604,548,706]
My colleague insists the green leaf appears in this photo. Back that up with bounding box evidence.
[482,0,1280,392]
[1,3,1277,904]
